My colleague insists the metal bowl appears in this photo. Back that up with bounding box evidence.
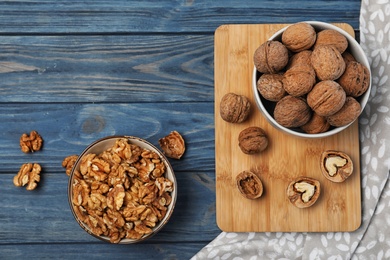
[68,135,177,244]
[252,21,371,138]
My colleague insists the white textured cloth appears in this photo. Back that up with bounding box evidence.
[193,0,390,259]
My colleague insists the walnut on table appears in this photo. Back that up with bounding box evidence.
[13,163,42,190]
[287,176,321,208]
[158,131,185,159]
[320,150,353,183]
[20,130,43,153]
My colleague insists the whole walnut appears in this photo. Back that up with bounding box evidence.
[274,95,312,128]
[301,112,330,134]
[342,51,356,65]
[311,45,346,81]
[253,40,289,74]
[314,29,348,53]
[327,97,361,127]
[307,80,346,117]
[220,93,251,123]
[281,22,316,52]
[257,73,286,102]
[282,64,316,97]
[337,61,370,97]
[286,50,312,70]
[238,127,268,154]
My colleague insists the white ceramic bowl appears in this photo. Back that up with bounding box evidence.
[68,135,177,244]
[252,21,371,138]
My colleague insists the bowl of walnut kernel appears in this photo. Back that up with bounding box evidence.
[252,21,371,138]
[68,136,177,244]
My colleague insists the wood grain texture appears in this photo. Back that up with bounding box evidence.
[0,35,214,103]
[0,1,361,34]
[0,103,214,173]
[215,24,361,232]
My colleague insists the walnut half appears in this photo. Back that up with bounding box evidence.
[158,131,185,159]
[320,150,353,182]
[236,171,263,199]
[13,163,42,190]
[20,130,43,153]
[287,177,320,208]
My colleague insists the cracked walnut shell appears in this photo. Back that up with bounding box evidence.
[287,177,320,208]
[220,93,251,123]
[20,130,43,153]
[238,127,268,154]
[13,163,42,190]
[320,150,353,183]
[158,131,185,159]
[236,171,263,199]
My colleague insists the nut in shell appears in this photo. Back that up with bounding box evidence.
[253,40,289,74]
[281,22,316,52]
[314,29,348,53]
[238,127,268,154]
[311,45,345,81]
[282,64,316,97]
[219,93,251,123]
[320,150,353,182]
[337,61,370,98]
[274,95,312,128]
[236,171,263,199]
[300,113,330,134]
[287,177,320,208]
[307,80,346,117]
[257,73,286,102]
[326,97,361,127]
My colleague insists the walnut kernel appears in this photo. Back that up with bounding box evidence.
[158,131,185,159]
[13,163,42,190]
[320,150,353,182]
[287,177,320,208]
[20,130,43,153]
[62,155,78,176]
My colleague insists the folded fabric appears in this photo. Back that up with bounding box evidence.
[192,0,390,258]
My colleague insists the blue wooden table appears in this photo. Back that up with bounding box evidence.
[0,1,362,259]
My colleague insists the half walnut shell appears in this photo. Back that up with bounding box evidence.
[287,177,320,208]
[320,150,353,182]
[236,171,263,199]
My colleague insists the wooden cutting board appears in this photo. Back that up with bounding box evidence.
[215,24,361,232]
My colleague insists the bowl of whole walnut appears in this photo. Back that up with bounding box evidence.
[68,136,177,244]
[252,21,371,138]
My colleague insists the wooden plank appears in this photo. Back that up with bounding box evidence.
[0,103,214,173]
[0,35,214,103]
[0,242,209,259]
[0,171,218,244]
[215,24,361,232]
[0,0,361,34]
